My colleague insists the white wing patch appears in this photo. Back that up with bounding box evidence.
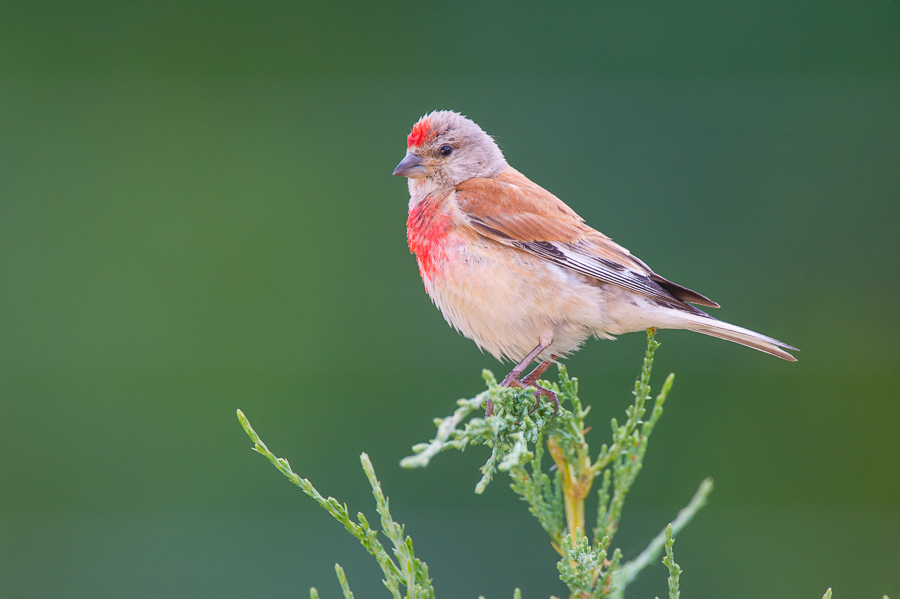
[512,240,696,309]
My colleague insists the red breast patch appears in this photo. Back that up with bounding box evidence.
[407,199,451,284]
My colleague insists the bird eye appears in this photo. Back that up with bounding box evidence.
[439,144,452,156]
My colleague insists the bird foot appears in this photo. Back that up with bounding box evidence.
[484,373,559,418]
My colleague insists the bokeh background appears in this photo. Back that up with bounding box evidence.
[2,1,899,597]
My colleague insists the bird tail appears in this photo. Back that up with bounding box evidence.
[676,312,798,361]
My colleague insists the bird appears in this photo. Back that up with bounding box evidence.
[392,110,796,416]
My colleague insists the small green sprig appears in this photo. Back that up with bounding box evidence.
[556,528,623,599]
[335,564,354,599]
[660,524,681,599]
[609,478,712,598]
[237,411,433,599]
[820,590,891,599]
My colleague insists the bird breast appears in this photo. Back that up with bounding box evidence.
[408,208,614,361]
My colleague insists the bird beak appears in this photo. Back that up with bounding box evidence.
[392,153,428,178]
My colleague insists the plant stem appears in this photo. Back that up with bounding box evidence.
[548,435,593,543]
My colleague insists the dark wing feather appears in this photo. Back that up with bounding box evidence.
[514,239,712,313]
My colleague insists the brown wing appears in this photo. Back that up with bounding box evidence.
[454,168,719,309]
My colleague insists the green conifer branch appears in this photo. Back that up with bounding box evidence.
[237,411,434,599]
[237,330,864,598]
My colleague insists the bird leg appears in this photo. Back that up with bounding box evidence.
[485,341,559,417]
[522,358,554,386]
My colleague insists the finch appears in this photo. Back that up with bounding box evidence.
[393,111,796,415]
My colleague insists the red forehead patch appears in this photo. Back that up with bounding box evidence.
[407,118,432,148]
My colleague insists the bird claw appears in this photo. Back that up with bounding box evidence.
[528,386,559,418]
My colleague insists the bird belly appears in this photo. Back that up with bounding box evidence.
[423,238,616,362]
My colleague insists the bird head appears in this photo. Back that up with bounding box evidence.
[393,111,508,193]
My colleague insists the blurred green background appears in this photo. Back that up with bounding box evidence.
[1,1,899,597]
